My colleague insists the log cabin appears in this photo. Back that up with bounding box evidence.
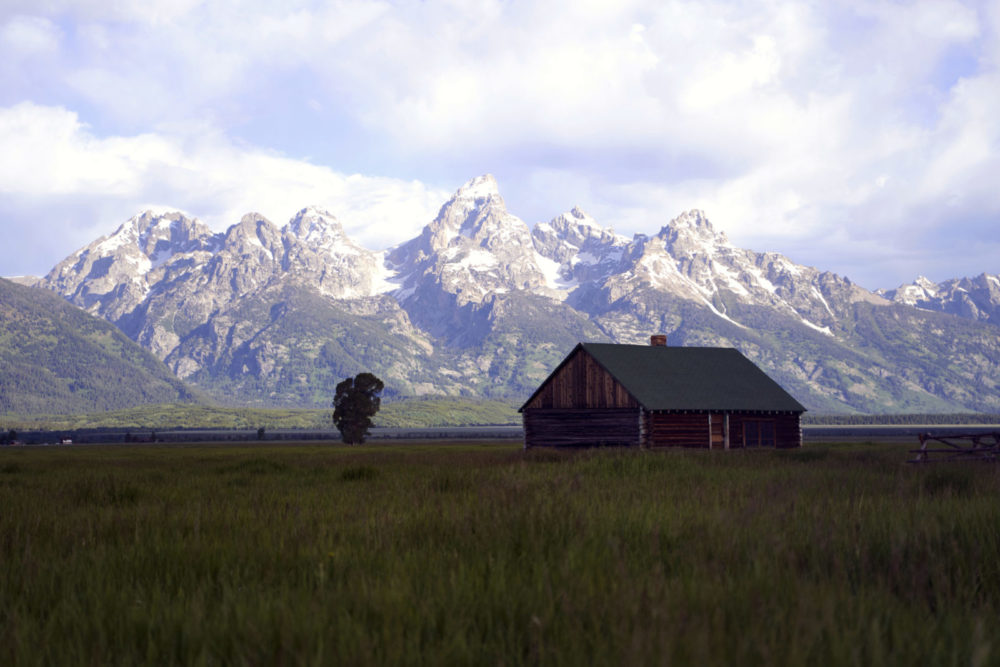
[520,336,806,449]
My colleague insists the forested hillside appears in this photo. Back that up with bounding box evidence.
[0,278,201,414]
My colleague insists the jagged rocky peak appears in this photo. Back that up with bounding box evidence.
[455,173,502,206]
[643,209,800,305]
[879,272,1000,323]
[386,174,549,309]
[91,210,215,259]
[394,174,534,260]
[880,275,939,305]
[532,206,631,288]
[542,206,618,244]
[431,174,527,246]
[554,205,598,228]
[658,209,730,253]
[285,206,350,248]
[208,214,285,277]
[43,210,209,298]
[634,210,723,283]
[284,205,377,273]
[232,211,274,230]
[227,213,281,245]
[669,208,714,230]
[281,207,388,299]
[132,210,214,247]
[968,272,1000,297]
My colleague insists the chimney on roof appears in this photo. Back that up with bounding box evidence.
[650,334,667,347]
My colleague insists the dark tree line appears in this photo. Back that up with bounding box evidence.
[802,413,1000,425]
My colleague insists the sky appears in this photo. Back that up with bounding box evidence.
[1,0,998,290]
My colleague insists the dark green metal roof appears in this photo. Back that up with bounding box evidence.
[524,343,806,413]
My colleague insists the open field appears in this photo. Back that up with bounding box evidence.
[2,441,1000,665]
[0,398,522,432]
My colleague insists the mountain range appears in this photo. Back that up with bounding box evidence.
[878,274,1000,326]
[19,174,1000,413]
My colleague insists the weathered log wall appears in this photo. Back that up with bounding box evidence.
[776,414,802,448]
[523,408,640,448]
[524,410,801,449]
[643,412,802,449]
[644,413,712,448]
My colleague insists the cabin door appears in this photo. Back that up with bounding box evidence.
[709,413,725,449]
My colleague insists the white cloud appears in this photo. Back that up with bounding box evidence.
[0,102,448,258]
[922,73,1000,201]
[679,35,782,112]
[0,14,60,57]
[1,0,209,26]
[1,1,999,288]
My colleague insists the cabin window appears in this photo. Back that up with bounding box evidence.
[743,420,776,448]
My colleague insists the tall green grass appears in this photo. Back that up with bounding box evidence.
[1,442,998,665]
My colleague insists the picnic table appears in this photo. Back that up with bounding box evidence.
[909,432,1000,463]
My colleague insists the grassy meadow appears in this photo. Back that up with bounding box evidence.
[2,441,999,665]
[0,398,520,432]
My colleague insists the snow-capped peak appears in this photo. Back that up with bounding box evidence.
[441,175,505,236]
[877,273,1000,324]
[287,206,347,245]
[454,174,501,201]
[659,209,732,256]
[665,210,726,239]
[879,275,940,306]
[93,210,205,259]
[136,205,192,219]
[565,206,599,228]
[295,205,339,222]
[418,173,529,249]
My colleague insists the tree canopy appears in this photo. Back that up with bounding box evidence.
[332,373,384,444]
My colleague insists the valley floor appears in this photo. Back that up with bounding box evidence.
[2,442,999,665]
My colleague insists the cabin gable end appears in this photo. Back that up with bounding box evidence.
[521,347,640,410]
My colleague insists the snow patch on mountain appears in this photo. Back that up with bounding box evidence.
[704,300,746,328]
[369,251,402,295]
[533,251,579,296]
[801,318,833,336]
[246,233,274,260]
[812,287,835,318]
[96,231,131,255]
[459,249,499,269]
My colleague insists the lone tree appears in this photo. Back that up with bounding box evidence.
[332,372,384,444]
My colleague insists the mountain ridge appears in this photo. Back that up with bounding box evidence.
[27,174,1000,413]
[879,273,1000,326]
